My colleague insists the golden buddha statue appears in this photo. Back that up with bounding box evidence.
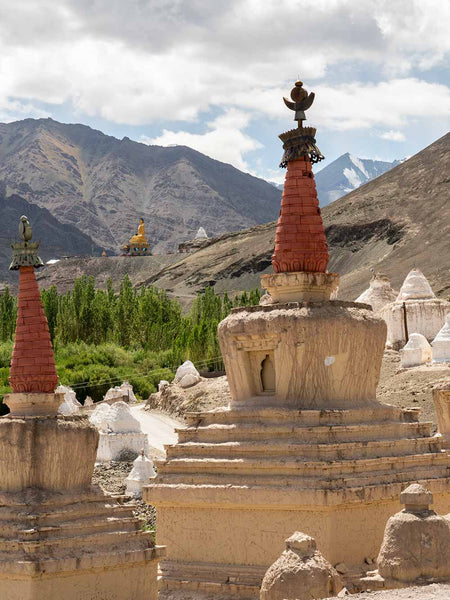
[129,218,148,244]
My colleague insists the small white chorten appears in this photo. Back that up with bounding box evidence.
[355,273,397,314]
[126,451,157,498]
[57,385,82,416]
[400,333,432,368]
[89,401,148,461]
[195,227,208,240]
[381,269,450,349]
[432,314,450,363]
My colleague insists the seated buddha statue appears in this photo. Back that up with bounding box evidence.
[129,218,148,244]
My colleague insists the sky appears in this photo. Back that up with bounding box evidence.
[0,0,449,183]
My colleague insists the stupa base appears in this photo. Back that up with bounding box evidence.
[0,487,165,600]
[261,271,339,302]
[145,405,450,600]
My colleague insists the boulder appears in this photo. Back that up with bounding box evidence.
[260,532,342,600]
[106,401,142,433]
[174,361,201,388]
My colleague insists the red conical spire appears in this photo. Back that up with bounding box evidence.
[272,156,329,273]
[272,80,329,274]
[9,266,58,393]
[8,217,58,394]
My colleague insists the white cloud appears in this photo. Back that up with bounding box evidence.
[379,130,406,142]
[0,0,449,128]
[142,109,262,171]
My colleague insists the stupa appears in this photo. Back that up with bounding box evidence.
[144,82,450,599]
[355,272,398,315]
[432,314,450,363]
[122,218,151,256]
[381,269,450,349]
[0,216,164,599]
[178,226,212,253]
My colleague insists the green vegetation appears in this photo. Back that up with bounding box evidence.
[0,276,261,403]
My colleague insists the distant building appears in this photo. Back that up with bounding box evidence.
[122,219,151,256]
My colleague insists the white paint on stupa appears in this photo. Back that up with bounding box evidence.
[57,385,82,416]
[355,273,398,314]
[89,403,111,432]
[396,269,435,301]
[400,333,432,368]
[381,269,450,349]
[126,451,156,498]
[89,401,148,461]
[174,360,201,388]
[432,314,450,363]
[195,227,208,239]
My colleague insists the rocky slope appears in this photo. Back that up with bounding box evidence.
[37,132,449,302]
[0,187,105,281]
[0,118,281,254]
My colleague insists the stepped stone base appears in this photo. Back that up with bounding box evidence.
[145,406,450,600]
[0,408,164,600]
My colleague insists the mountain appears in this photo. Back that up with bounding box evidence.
[37,132,450,303]
[0,118,281,254]
[0,187,105,281]
[314,153,402,206]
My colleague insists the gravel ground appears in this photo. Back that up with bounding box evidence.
[92,461,156,531]
[327,583,450,599]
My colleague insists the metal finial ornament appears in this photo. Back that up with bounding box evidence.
[283,81,315,128]
[19,215,33,242]
[9,216,44,270]
[279,79,324,167]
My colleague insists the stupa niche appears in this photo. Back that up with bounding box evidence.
[144,81,450,600]
[0,217,164,600]
[381,269,450,349]
[122,218,151,256]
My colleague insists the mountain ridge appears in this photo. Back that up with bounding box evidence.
[37,131,450,303]
[0,118,281,254]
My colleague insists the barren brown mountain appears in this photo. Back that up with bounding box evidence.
[0,118,281,254]
[38,132,450,303]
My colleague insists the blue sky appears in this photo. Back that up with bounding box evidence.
[0,0,449,183]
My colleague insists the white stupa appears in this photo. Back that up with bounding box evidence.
[89,401,148,461]
[381,269,450,349]
[57,385,82,416]
[355,273,398,314]
[400,333,432,368]
[432,314,450,363]
[195,227,208,240]
[396,269,435,301]
[126,451,157,497]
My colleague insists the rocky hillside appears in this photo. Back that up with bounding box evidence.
[0,188,105,282]
[0,118,281,253]
[37,132,450,303]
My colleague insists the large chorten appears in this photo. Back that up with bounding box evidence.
[144,82,450,600]
[0,217,164,599]
[381,269,450,349]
